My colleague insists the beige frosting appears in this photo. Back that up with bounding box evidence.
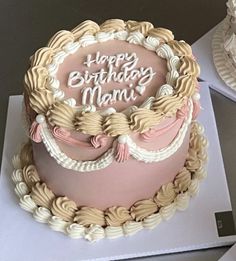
[126,20,154,36]
[47,102,76,129]
[20,141,33,167]
[148,28,174,42]
[185,148,201,172]
[71,20,100,40]
[74,207,105,227]
[22,165,40,189]
[30,47,54,67]
[75,111,103,135]
[190,132,208,153]
[154,183,176,207]
[179,56,200,77]
[175,75,196,98]
[168,40,192,56]
[47,30,74,49]
[103,112,130,136]
[29,89,54,114]
[130,199,158,221]
[24,66,48,92]
[129,109,162,133]
[51,196,77,222]
[174,167,191,193]
[152,95,184,116]
[31,182,55,208]
[105,206,132,226]
[100,19,125,32]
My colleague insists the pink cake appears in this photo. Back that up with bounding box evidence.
[12,19,208,241]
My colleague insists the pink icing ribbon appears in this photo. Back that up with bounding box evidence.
[141,103,188,142]
[90,134,108,149]
[115,142,130,163]
[52,127,92,148]
[29,121,43,143]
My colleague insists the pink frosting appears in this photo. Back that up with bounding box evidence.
[90,134,108,149]
[52,126,92,148]
[141,103,188,141]
[29,121,42,143]
[141,118,183,141]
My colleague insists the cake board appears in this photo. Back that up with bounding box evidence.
[191,22,236,102]
[0,83,236,261]
[219,243,236,261]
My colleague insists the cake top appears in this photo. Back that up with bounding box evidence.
[24,19,200,137]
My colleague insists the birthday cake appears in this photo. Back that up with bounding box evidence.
[212,0,236,91]
[12,19,208,241]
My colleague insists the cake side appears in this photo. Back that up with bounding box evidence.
[12,121,208,241]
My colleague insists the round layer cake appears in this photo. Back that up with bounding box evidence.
[12,19,207,241]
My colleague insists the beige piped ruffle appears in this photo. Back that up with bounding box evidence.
[130,199,158,221]
[74,207,105,227]
[105,206,132,226]
[47,102,76,129]
[31,182,55,209]
[30,47,54,67]
[179,56,200,77]
[174,167,191,193]
[154,183,176,207]
[175,75,196,98]
[51,196,77,222]
[100,19,126,32]
[129,108,162,133]
[29,89,54,115]
[148,27,174,42]
[22,165,40,189]
[71,20,100,39]
[75,111,103,135]
[152,94,184,116]
[47,30,74,49]
[24,66,48,92]
[126,20,154,36]
[168,40,192,56]
[103,112,130,136]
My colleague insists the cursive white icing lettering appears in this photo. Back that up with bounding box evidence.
[81,85,137,107]
[67,51,156,107]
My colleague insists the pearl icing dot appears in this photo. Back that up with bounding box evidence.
[36,114,45,124]
[193,93,200,101]
[118,135,127,144]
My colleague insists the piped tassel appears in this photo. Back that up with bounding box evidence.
[115,135,130,163]
[29,115,45,143]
